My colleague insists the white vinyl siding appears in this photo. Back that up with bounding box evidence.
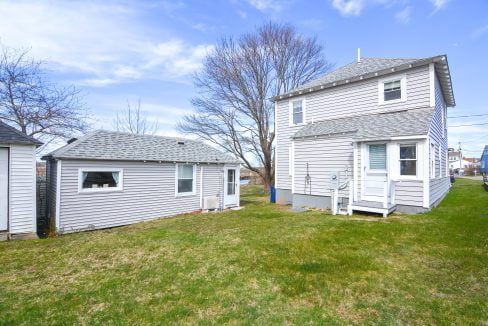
[56,160,235,233]
[275,66,431,193]
[7,144,37,234]
[428,72,450,206]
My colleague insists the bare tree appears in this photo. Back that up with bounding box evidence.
[113,99,159,135]
[0,46,88,141]
[177,22,331,192]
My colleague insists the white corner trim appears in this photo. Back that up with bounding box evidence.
[288,96,306,127]
[274,101,278,189]
[378,73,407,105]
[55,160,62,230]
[31,146,37,232]
[429,63,435,107]
[291,141,295,194]
[199,165,203,208]
[353,142,358,202]
[423,139,430,208]
[175,163,197,197]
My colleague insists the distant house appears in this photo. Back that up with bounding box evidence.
[240,167,264,185]
[0,121,42,240]
[42,130,241,234]
[273,55,455,216]
[448,151,480,172]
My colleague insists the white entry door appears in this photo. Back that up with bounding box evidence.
[0,148,8,231]
[362,143,388,202]
[224,167,238,207]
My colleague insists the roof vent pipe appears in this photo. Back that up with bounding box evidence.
[67,138,77,144]
[357,48,361,63]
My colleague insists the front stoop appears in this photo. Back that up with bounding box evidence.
[351,200,397,217]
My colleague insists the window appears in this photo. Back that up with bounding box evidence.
[369,144,387,170]
[79,169,122,192]
[227,169,236,195]
[400,144,417,176]
[291,100,304,125]
[177,164,195,195]
[431,143,436,178]
[384,80,401,101]
[379,75,406,104]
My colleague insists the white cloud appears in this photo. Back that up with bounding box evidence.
[395,6,412,24]
[471,25,488,39]
[429,0,450,12]
[237,10,248,19]
[0,0,212,86]
[330,0,365,16]
[247,0,284,12]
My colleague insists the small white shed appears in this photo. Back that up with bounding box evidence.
[0,121,42,240]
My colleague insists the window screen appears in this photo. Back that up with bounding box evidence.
[292,100,303,125]
[178,164,194,193]
[369,144,387,170]
[82,171,120,189]
[384,80,401,101]
[400,144,417,176]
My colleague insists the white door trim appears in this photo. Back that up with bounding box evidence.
[362,142,388,202]
[224,166,239,207]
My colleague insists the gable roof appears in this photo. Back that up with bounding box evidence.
[293,108,433,141]
[272,55,455,107]
[43,130,240,164]
[0,120,43,145]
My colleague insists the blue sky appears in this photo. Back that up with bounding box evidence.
[1,0,487,157]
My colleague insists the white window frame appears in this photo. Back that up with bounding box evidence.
[78,168,123,193]
[175,163,196,197]
[398,143,418,179]
[378,74,407,105]
[430,143,436,178]
[288,97,306,126]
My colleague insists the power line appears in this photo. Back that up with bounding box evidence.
[449,122,488,127]
[448,113,488,119]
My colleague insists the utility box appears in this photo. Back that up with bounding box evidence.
[329,170,341,190]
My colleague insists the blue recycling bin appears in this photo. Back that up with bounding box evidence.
[270,186,276,203]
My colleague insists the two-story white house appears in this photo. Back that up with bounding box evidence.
[273,55,455,216]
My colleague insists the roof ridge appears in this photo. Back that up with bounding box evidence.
[98,129,196,142]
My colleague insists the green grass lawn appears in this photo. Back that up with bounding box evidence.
[1,179,487,325]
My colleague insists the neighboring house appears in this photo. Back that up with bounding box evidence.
[273,55,455,216]
[481,145,488,175]
[42,130,240,234]
[0,121,42,240]
[448,151,480,172]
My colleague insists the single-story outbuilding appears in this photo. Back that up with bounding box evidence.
[42,130,241,234]
[0,121,42,240]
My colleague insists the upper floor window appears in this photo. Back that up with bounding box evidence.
[400,144,417,176]
[290,99,304,125]
[384,80,401,101]
[378,74,406,104]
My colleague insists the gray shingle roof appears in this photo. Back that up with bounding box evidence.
[44,130,240,164]
[293,108,434,141]
[272,55,455,107]
[0,120,43,145]
[298,58,420,90]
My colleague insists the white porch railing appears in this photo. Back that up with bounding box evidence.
[347,179,397,212]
